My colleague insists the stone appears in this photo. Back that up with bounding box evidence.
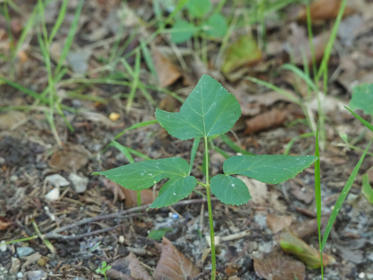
[68,173,88,193]
[25,270,47,280]
[44,174,69,188]
[16,247,34,257]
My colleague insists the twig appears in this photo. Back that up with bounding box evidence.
[21,198,211,241]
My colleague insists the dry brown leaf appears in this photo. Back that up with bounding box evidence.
[238,176,268,205]
[0,217,12,231]
[266,214,293,234]
[48,144,90,172]
[122,188,157,208]
[154,237,200,280]
[107,253,152,280]
[244,109,287,134]
[297,0,355,22]
[254,250,305,280]
[152,47,181,87]
[287,25,330,65]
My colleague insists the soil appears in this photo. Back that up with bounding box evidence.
[0,1,372,280]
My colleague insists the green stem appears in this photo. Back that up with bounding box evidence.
[204,136,216,280]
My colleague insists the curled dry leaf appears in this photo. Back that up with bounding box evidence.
[151,47,181,87]
[154,237,200,280]
[0,217,12,231]
[254,250,305,280]
[107,253,152,280]
[244,109,287,134]
[297,0,355,22]
[278,229,335,269]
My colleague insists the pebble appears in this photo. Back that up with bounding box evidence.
[16,246,34,257]
[45,187,60,201]
[16,272,23,279]
[73,277,86,280]
[69,173,88,193]
[25,270,47,280]
[0,241,6,252]
[45,174,69,188]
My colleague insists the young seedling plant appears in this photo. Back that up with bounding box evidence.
[95,74,316,279]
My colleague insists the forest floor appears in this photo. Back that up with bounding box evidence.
[0,0,373,279]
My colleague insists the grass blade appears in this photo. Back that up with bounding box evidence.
[321,141,371,249]
[281,63,318,92]
[113,119,158,141]
[56,0,84,74]
[345,106,373,132]
[314,128,323,276]
[48,0,69,44]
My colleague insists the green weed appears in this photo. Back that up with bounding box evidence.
[94,75,316,279]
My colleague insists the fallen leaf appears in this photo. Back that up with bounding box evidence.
[221,33,262,75]
[266,214,293,234]
[48,144,90,172]
[254,250,305,280]
[122,188,157,208]
[154,237,200,280]
[238,176,268,205]
[152,47,181,87]
[278,229,335,269]
[0,111,27,130]
[0,217,12,231]
[107,253,152,280]
[297,0,355,23]
[244,109,287,134]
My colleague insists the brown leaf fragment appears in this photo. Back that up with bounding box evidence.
[0,217,12,231]
[48,144,90,172]
[297,0,355,22]
[266,214,293,234]
[287,26,330,65]
[254,250,305,280]
[107,253,152,280]
[244,109,287,134]
[154,237,200,280]
[151,47,181,87]
[278,229,335,269]
[122,188,157,208]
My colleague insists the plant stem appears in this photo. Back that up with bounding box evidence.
[204,136,216,280]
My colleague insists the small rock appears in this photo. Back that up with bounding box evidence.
[45,174,69,188]
[0,157,5,164]
[16,272,23,279]
[10,257,21,274]
[16,247,34,257]
[0,241,6,252]
[25,270,47,280]
[73,277,86,280]
[45,187,60,201]
[68,173,88,193]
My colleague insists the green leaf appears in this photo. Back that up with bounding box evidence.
[362,173,373,204]
[94,157,189,191]
[150,176,197,208]
[210,175,251,205]
[186,0,211,18]
[223,155,316,184]
[156,74,241,140]
[170,20,198,43]
[203,13,227,38]
[148,228,172,241]
[349,83,373,116]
